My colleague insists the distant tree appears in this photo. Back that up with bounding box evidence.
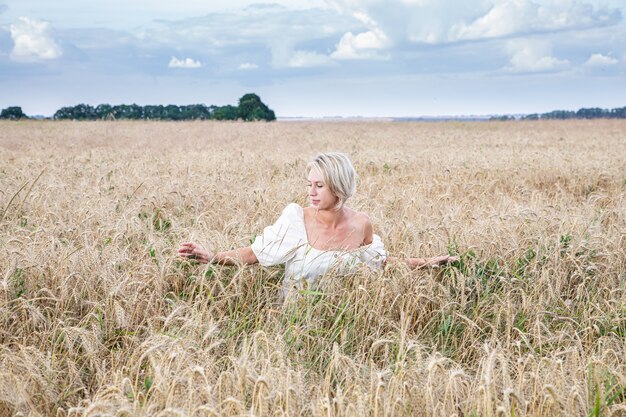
[211,105,238,120]
[108,104,136,120]
[576,107,608,119]
[522,105,626,120]
[237,93,276,121]
[53,106,71,120]
[180,104,211,120]
[143,105,164,120]
[541,110,576,120]
[96,104,114,120]
[0,106,27,120]
[489,115,514,121]
[163,105,181,121]
[49,94,278,121]
[53,104,97,120]
[74,104,96,120]
[610,106,626,119]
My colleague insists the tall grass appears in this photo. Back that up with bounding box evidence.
[0,120,625,416]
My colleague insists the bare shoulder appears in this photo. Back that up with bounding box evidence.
[345,207,373,244]
[352,209,372,226]
[302,205,314,219]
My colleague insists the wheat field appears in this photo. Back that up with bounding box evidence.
[0,120,625,416]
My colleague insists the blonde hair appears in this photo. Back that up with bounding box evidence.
[307,152,357,208]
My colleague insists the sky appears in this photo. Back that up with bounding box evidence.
[0,0,625,118]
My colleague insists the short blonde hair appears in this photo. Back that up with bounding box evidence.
[307,152,357,208]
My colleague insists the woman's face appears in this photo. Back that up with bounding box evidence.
[307,169,339,210]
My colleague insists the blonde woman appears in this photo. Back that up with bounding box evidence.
[178,153,457,294]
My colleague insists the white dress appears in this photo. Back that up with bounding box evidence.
[250,203,387,295]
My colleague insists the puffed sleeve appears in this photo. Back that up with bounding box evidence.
[251,203,305,267]
[359,234,387,269]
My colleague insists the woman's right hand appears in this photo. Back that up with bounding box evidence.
[178,242,214,264]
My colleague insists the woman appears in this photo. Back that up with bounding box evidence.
[178,153,457,295]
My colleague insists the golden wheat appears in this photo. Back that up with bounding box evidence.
[0,120,625,416]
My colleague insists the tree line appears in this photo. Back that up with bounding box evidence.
[4,100,626,122]
[521,106,626,120]
[489,105,626,121]
[0,93,276,121]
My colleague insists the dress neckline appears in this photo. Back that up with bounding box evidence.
[295,204,365,253]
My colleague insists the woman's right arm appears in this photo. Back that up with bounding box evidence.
[178,242,258,265]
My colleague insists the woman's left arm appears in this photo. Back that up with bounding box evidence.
[363,213,458,269]
[385,254,458,269]
[405,255,458,269]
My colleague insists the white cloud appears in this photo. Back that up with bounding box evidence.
[238,62,258,70]
[122,6,354,70]
[451,0,622,42]
[450,0,539,40]
[288,50,334,67]
[331,30,391,59]
[584,53,618,67]
[352,10,378,27]
[331,10,391,60]
[505,39,570,72]
[10,17,62,61]
[168,56,202,68]
[331,0,622,45]
[331,6,392,59]
[330,30,389,59]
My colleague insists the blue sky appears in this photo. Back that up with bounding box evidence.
[1,0,625,117]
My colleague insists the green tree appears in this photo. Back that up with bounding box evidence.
[49,94,278,121]
[74,104,96,120]
[576,107,607,119]
[53,104,97,120]
[0,106,27,120]
[210,105,238,120]
[610,107,626,118]
[143,105,165,120]
[53,106,73,120]
[180,104,211,120]
[237,93,276,121]
[111,104,143,120]
[96,104,114,120]
[163,105,181,120]
[541,110,575,120]
[489,115,514,121]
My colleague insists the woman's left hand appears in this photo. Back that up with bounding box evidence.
[430,255,460,266]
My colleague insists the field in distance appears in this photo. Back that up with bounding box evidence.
[1,120,625,416]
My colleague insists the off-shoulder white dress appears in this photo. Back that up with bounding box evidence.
[250,203,387,295]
